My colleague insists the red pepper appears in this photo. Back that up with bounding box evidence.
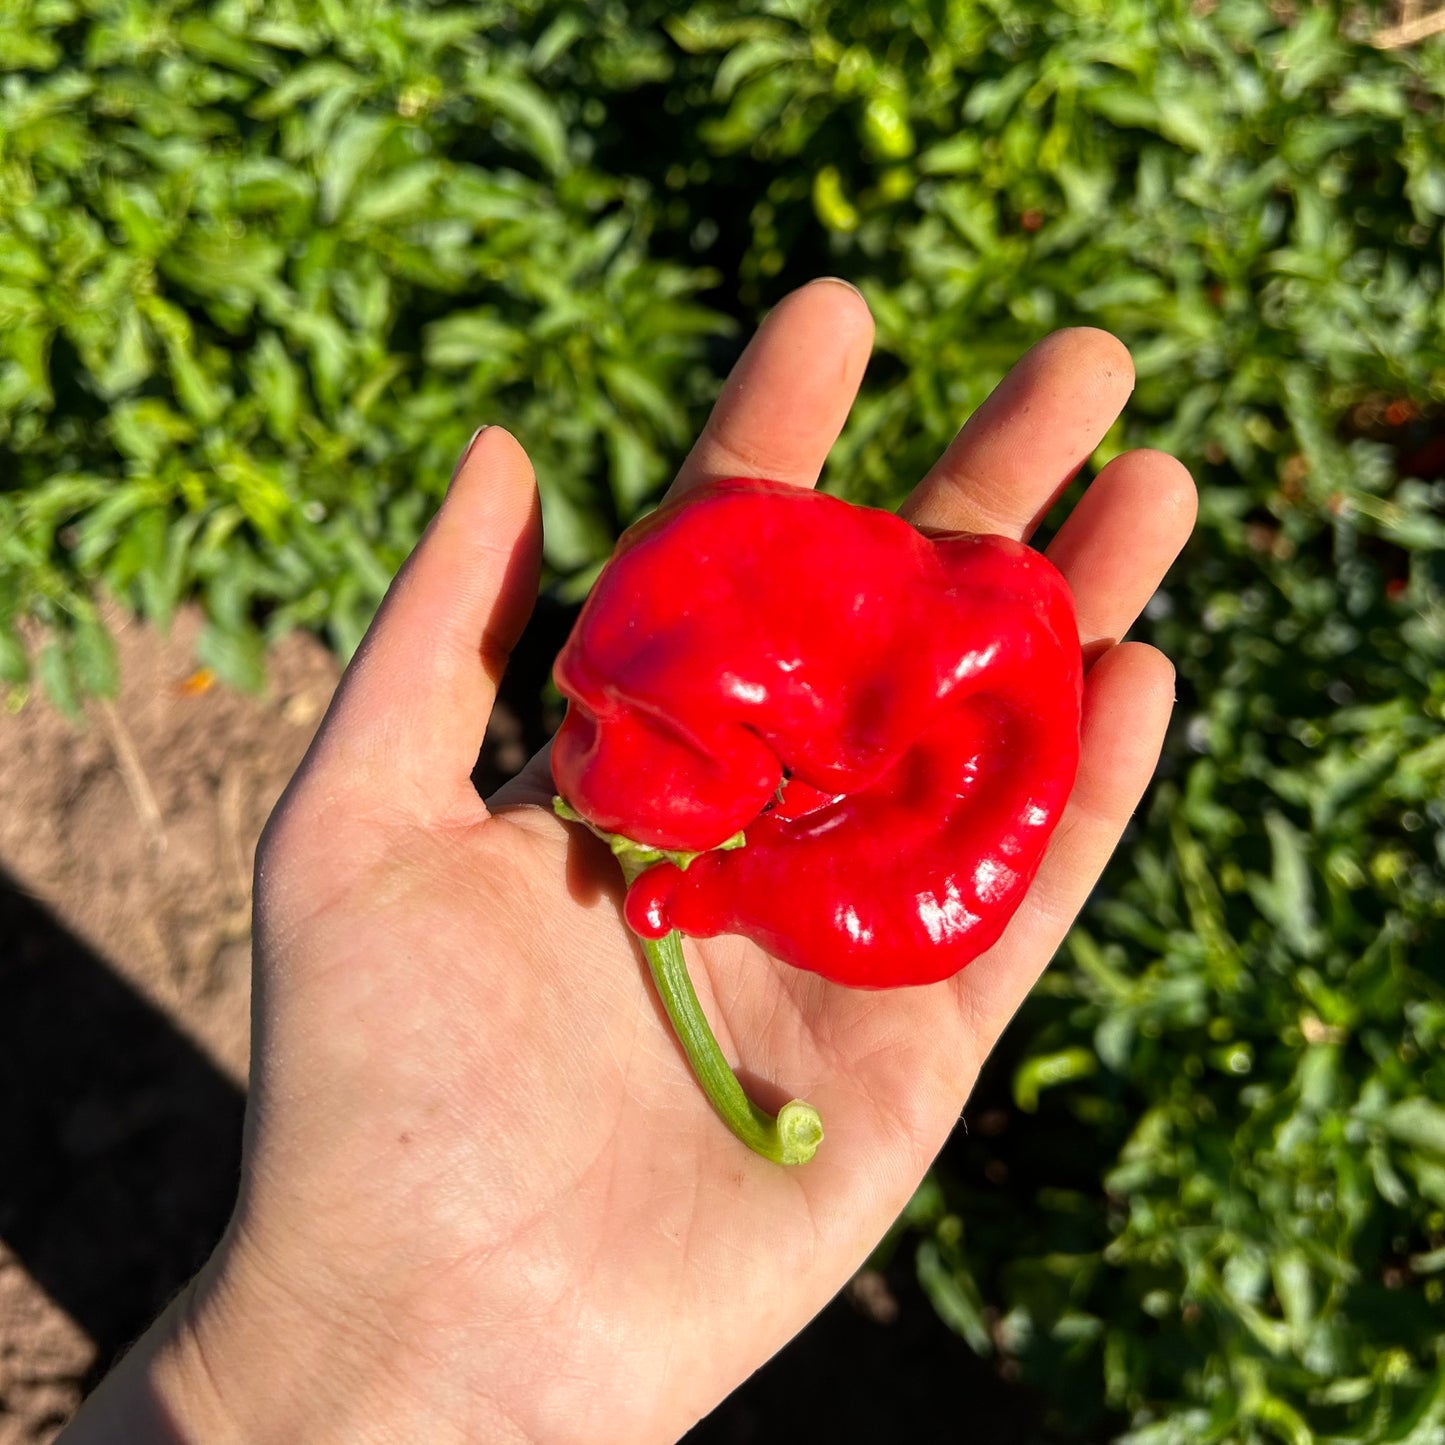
[552,477,1082,989]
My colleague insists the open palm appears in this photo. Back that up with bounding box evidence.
[170,280,1196,1445]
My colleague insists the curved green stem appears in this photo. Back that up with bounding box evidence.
[642,930,823,1166]
[552,795,821,1165]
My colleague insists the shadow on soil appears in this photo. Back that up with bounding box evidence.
[0,870,245,1383]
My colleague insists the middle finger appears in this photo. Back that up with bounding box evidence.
[668,278,875,502]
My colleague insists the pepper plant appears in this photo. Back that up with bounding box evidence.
[3,0,1444,1440]
[0,0,730,700]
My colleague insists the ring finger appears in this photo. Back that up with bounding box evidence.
[901,327,1135,539]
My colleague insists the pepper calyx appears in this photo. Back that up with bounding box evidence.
[553,795,745,885]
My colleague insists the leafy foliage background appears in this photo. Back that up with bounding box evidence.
[3,1,1443,1439]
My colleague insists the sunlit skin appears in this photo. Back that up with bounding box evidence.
[62,279,1196,1445]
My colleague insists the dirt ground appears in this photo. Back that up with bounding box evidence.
[0,605,339,1441]
[0,603,1033,1444]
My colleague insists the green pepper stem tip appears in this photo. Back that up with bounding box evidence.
[643,930,823,1167]
[775,1100,825,1166]
[554,796,820,1165]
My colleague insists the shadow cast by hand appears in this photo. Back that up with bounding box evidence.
[0,871,245,1383]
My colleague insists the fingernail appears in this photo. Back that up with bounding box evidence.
[449,425,490,488]
[809,275,864,300]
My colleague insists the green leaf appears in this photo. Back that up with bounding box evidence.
[917,134,983,176]
[248,332,303,441]
[861,91,915,161]
[530,13,585,72]
[0,628,29,685]
[1271,1249,1314,1339]
[1014,1048,1098,1113]
[812,165,859,233]
[175,17,279,80]
[713,35,801,100]
[196,621,267,694]
[318,114,393,222]
[423,309,524,369]
[37,641,79,720]
[599,359,684,439]
[466,70,569,175]
[1384,1099,1445,1159]
[916,1240,992,1354]
[538,481,612,575]
[72,618,118,697]
[92,304,154,398]
[349,162,442,227]
[1246,812,1322,959]
[604,423,658,514]
[249,59,361,118]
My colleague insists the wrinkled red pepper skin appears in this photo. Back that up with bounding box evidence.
[551,478,1082,988]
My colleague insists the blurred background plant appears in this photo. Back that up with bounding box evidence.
[3,0,1443,1439]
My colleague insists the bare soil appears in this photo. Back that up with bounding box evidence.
[0,605,338,1441]
[0,603,1034,1444]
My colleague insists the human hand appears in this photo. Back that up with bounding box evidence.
[62,278,1195,1444]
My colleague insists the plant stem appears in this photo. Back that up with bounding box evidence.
[641,929,823,1166]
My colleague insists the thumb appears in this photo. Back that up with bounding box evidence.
[305,426,542,820]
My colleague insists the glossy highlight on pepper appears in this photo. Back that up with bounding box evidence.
[552,477,1083,988]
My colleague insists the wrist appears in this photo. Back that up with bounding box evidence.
[55,1274,230,1444]
[62,1228,538,1445]
[191,1231,542,1445]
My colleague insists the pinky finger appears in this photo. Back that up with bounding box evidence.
[953,641,1176,1038]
